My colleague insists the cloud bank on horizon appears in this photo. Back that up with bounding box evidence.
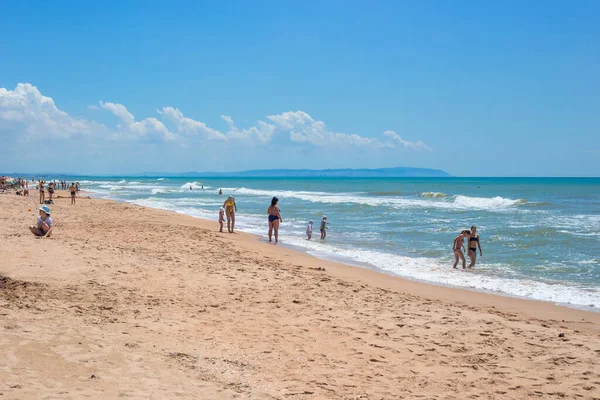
[1,83,430,153]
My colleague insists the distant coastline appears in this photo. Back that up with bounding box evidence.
[1,167,451,178]
[138,167,452,178]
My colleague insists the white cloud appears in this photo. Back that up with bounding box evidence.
[0,83,96,140]
[99,101,135,125]
[100,101,176,141]
[158,107,226,141]
[158,108,275,144]
[383,130,431,151]
[220,115,234,127]
[222,115,276,144]
[267,111,384,148]
[0,83,430,153]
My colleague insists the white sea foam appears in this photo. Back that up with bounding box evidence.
[453,195,524,209]
[422,192,447,198]
[180,181,208,190]
[222,187,525,212]
[278,236,600,308]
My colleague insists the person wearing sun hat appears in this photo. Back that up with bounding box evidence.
[29,205,53,237]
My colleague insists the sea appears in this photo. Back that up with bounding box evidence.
[56,176,600,310]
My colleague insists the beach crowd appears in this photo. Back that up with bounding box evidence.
[3,176,484,268]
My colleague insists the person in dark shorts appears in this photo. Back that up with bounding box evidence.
[320,216,328,240]
[69,182,77,205]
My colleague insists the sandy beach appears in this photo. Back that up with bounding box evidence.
[1,190,600,399]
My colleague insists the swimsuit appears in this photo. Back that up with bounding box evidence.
[225,201,235,213]
[469,236,479,252]
[268,214,279,222]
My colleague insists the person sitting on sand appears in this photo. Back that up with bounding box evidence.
[306,220,313,240]
[267,197,282,243]
[30,205,53,238]
[320,216,328,240]
[219,207,225,232]
[69,182,76,205]
[39,180,45,204]
[467,225,483,268]
[223,196,237,233]
[453,230,470,269]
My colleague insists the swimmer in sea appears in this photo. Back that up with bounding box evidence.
[452,230,470,269]
[467,225,483,267]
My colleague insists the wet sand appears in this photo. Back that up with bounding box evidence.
[1,190,599,399]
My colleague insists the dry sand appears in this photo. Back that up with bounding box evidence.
[1,190,600,399]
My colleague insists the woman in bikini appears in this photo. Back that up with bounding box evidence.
[267,197,282,243]
[452,230,470,269]
[467,225,483,267]
[222,196,237,233]
[39,180,45,204]
[48,182,55,201]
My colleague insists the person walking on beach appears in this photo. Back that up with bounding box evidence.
[306,220,313,240]
[453,230,470,269]
[69,182,77,205]
[320,216,328,240]
[223,196,237,233]
[30,205,53,238]
[467,225,483,267]
[39,180,45,204]
[267,197,282,243]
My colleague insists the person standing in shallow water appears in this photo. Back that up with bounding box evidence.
[222,196,237,233]
[453,230,470,269]
[267,197,282,243]
[467,225,483,267]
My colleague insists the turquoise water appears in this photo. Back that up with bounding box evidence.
[64,176,599,308]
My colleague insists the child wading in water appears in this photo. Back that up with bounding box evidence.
[452,230,470,269]
[219,207,225,232]
[320,216,328,240]
[306,220,313,240]
[30,205,53,238]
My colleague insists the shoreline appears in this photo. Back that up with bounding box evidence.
[85,190,600,328]
[92,189,600,317]
[2,190,600,398]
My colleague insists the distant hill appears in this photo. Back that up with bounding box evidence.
[143,167,451,178]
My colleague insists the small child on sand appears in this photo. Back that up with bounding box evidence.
[306,220,313,240]
[30,205,53,238]
[219,207,225,232]
[320,216,328,240]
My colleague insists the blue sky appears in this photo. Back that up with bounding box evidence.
[1,0,598,176]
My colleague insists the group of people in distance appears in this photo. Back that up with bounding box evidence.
[217,194,329,245]
[453,225,483,269]
[36,180,79,205]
